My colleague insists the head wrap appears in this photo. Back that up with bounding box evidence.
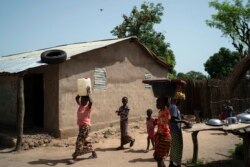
[174,91,186,100]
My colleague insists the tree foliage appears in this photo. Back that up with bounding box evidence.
[111,2,176,67]
[204,47,241,79]
[177,71,207,81]
[206,0,250,58]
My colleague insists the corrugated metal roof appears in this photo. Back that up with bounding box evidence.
[0,37,133,74]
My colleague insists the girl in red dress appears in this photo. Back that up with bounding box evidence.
[145,108,157,152]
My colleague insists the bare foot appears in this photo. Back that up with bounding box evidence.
[88,151,97,159]
[88,155,97,159]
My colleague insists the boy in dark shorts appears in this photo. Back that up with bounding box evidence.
[115,96,135,150]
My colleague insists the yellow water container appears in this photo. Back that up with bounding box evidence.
[77,78,91,96]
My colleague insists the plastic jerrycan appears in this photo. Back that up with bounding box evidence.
[77,78,91,96]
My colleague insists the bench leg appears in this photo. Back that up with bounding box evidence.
[192,131,199,164]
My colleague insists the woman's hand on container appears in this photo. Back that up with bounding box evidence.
[86,86,91,95]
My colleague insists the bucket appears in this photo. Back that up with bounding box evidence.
[77,78,91,96]
[225,117,238,125]
[151,82,176,97]
[142,78,185,98]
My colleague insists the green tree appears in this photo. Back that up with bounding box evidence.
[177,71,207,80]
[204,47,241,79]
[176,72,190,80]
[111,2,176,68]
[206,0,250,58]
[186,71,207,80]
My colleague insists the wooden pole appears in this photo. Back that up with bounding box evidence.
[15,76,25,151]
[191,131,199,164]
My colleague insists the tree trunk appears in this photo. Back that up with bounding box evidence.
[15,76,25,151]
[227,52,250,97]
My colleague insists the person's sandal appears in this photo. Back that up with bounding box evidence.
[116,146,124,150]
[68,159,76,164]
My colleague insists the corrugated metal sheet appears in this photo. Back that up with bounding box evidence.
[94,68,107,89]
[0,37,133,74]
[144,73,152,88]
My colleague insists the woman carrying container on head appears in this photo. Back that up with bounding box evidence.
[68,86,97,164]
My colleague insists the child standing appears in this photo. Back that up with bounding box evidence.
[68,86,97,164]
[220,104,227,120]
[115,96,135,150]
[145,108,156,152]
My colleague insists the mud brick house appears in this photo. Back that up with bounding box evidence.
[0,37,172,138]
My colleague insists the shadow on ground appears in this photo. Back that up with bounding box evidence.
[95,147,119,152]
[124,149,146,153]
[28,157,88,166]
[129,157,155,163]
[186,159,244,167]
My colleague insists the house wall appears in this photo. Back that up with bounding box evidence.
[43,66,60,135]
[0,65,60,135]
[0,75,18,127]
[58,40,168,138]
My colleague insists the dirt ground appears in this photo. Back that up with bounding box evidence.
[0,120,244,167]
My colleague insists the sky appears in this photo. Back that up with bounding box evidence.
[0,0,236,75]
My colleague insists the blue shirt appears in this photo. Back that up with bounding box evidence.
[224,105,233,118]
[169,104,182,133]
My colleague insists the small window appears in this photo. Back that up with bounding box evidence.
[144,73,152,88]
[94,68,107,89]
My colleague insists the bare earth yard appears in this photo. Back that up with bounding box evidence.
[0,120,244,167]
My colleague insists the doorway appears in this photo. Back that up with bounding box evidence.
[24,74,44,129]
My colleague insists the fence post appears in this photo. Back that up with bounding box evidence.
[15,75,25,151]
